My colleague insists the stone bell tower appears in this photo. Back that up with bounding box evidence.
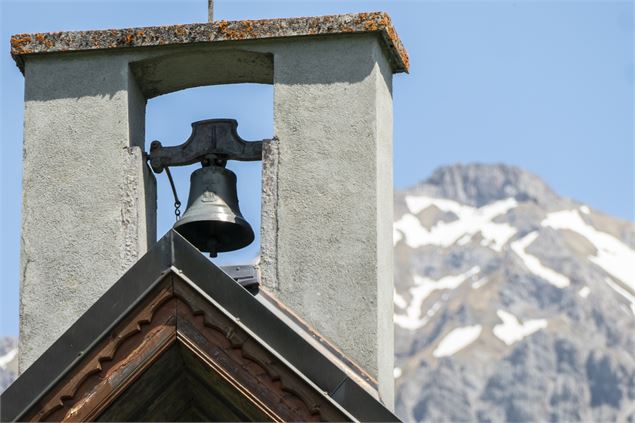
[11,11,408,407]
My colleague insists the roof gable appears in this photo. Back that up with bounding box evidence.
[98,343,270,422]
[25,273,349,422]
[1,231,398,422]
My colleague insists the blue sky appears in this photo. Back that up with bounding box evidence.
[1,0,633,336]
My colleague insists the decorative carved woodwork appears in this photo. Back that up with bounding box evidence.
[22,273,350,422]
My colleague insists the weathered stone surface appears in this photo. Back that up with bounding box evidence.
[10,12,409,74]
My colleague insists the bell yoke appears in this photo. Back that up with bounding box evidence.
[147,119,270,257]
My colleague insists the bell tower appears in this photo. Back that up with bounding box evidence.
[12,11,408,407]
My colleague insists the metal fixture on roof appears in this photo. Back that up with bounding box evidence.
[148,119,268,257]
[208,0,214,22]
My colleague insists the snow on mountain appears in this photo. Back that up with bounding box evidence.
[542,209,635,290]
[604,277,635,315]
[394,197,518,251]
[394,163,635,422]
[510,231,570,288]
[395,267,480,330]
[433,325,483,358]
[578,286,591,298]
[0,349,17,368]
[0,337,18,394]
[492,310,547,346]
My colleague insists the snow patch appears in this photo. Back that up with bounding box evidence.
[394,267,480,330]
[458,234,472,245]
[433,325,482,358]
[393,227,403,246]
[580,205,591,214]
[578,286,591,299]
[394,291,407,309]
[393,367,402,378]
[394,197,518,252]
[603,277,635,315]
[493,310,548,346]
[426,301,442,317]
[510,231,570,288]
[406,196,462,215]
[471,277,489,289]
[542,209,635,292]
[0,348,17,369]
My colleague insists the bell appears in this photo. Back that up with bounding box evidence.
[174,165,254,257]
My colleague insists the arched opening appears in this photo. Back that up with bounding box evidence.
[146,82,272,265]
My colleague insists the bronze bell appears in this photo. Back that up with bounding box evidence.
[174,165,254,257]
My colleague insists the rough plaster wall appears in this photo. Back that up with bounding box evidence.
[127,70,157,264]
[260,137,279,290]
[19,54,154,371]
[130,46,273,98]
[261,35,395,406]
[373,40,395,410]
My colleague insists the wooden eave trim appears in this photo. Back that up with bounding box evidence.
[22,273,351,423]
[177,335,282,422]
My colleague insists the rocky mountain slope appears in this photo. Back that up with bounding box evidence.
[0,337,18,394]
[393,164,635,422]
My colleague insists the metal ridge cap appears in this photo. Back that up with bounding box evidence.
[256,287,379,394]
[10,11,409,74]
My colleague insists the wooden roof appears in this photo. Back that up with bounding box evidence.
[0,231,398,422]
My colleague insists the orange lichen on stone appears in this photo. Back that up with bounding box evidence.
[11,35,32,47]
[174,25,187,37]
[243,20,255,35]
[217,20,229,32]
[217,20,255,40]
[357,12,389,32]
[9,12,409,73]
[10,34,34,55]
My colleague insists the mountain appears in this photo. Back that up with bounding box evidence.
[0,337,18,394]
[393,164,635,422]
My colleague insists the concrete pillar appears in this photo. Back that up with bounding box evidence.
[19,53,155,371]
[260,35,395,407]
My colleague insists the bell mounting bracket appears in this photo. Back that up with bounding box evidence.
[148,119,268,173]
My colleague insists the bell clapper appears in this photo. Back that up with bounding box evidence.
[207,239,220,258]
